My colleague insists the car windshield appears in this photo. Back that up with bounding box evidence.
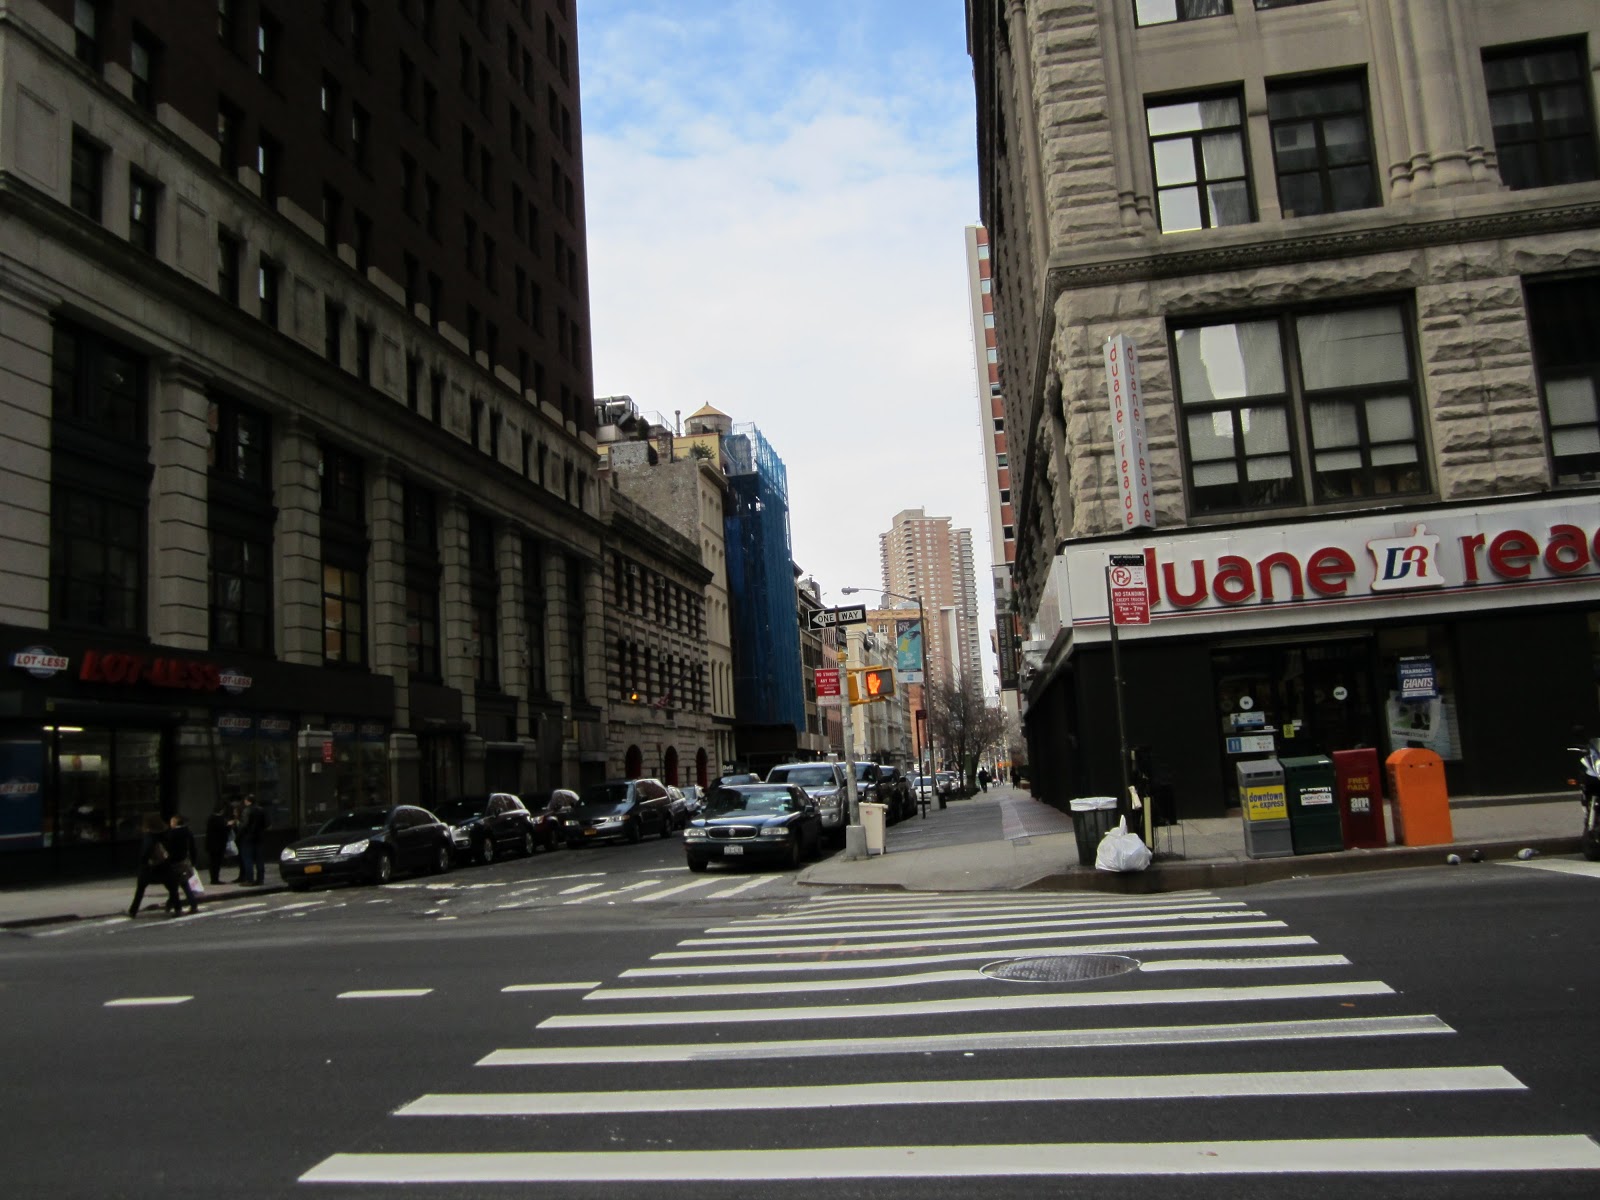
[770,765,836,787]
[316,809,389,834]
[580,783,631,807]
[432,799,486,822]
[707,787,798,816]
[853,763,874,780]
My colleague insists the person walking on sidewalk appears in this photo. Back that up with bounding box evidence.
[129,813,185,918]
[237,793,267,886]
[978,767,991,793]
[164,814,201,914]
[205,800,232,885]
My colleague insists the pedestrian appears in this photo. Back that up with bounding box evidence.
[205,800,232,885]
[128,813,186,918]
[978,767,990,793]
[165,814,201,913]
[237,793,267,886]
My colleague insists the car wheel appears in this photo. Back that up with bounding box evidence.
[627,819,642,845]
[687,856,708,873]
[660,816,672,840]
[521,829,537,857]
[478,835,496,866]
[785,834,802,870]
[434,843,452,874]
[372,852,394,886]
[546,829,561,852]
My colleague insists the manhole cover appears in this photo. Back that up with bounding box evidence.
[980,954,1140,983]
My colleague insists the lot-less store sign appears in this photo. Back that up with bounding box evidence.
[1056,498,1600,630]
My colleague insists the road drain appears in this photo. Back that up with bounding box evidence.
[980,954,1140,983]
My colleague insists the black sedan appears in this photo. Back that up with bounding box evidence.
[435,793,556,864]
[683,783,822,872]
[279,805,452,889]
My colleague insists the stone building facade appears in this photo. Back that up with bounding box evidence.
[970,0,1600,815]
[0,2,606,876]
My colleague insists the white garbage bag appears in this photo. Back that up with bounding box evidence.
[1094,816,1152,873]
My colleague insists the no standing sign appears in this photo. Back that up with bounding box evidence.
[1108,553,1150,626]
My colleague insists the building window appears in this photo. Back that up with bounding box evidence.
[351,104,370,171]
[206,394,269,487]
[217,229,241,304]
[406,582,440,679]
[128,171,160,253]
[1134,0,1231,25]
[322,562,365,665]
[469,513,499,689]
[1174,302,1426,513]
[1267,73,1379,217]
[429,369,444,422]
[1483,41,1599,191]
[130,25,160,111]
[256,12,279,83]
[73,0,103,67]
[320,444,364,525]
[355,322,373,384]
[52,487,144,633]
[349,1,368,63]
[406,354,421,411]
[258,256,281,328]
[210,530,270,653]
[257,132,280,204]
[217,97,242,169]
[1527,275,1600,485]
[53,322,145,442]
[324,299,343,365]
[320,444,366,666]
[321,74,341,140]
[217,0,235,47]
[70,130,104,222]
[401,154,417,216]
[322,185,342,252]
[1147,91,1252,232]
[352,210,371,272]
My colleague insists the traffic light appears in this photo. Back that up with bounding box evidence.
[848,667,896,704]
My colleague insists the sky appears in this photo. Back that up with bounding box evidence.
[576,0,999,691]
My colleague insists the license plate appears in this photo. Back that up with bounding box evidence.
[723,844,744,856]
[304,864,322,874]
[584,828,597,836]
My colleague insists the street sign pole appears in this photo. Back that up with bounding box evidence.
[1105,563,1132,811]
[839,639,864,858]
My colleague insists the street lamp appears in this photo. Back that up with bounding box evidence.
[841,586,936,807]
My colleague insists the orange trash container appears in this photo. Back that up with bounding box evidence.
[1385,748,1452,846]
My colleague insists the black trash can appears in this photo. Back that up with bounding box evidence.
[1069,797,1120,867]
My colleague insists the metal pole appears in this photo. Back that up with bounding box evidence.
[1105,565,1132,812]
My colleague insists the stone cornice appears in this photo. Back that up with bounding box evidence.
[1045,200,1600,292]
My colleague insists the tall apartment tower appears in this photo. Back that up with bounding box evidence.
[0,1,605,877]
[970,0,1600,817]
[964,224,1022,722]
[879,509,981,697]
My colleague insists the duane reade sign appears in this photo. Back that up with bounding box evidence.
[1103,334,1155,531]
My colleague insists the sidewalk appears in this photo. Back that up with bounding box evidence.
[798,783,1585,893]
[1,873,288,930]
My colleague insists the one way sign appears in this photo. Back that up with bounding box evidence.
[807,604,867,631]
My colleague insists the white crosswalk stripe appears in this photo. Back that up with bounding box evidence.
[1496,857,1600,878]
[282,887,1600,1186]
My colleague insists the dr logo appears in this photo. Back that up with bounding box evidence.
[1366,524,1445,592]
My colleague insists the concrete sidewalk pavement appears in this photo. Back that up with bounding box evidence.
[798,783,1586,893]
[1,873,288,930]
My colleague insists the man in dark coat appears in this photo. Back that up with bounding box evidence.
[205,801,232,885]
[237,793,267,886]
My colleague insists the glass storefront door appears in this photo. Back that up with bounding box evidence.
[43,726,166,846]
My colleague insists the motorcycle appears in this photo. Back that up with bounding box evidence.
[1570,739,1600,862]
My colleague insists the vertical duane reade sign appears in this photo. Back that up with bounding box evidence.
[1104,335,1155,530]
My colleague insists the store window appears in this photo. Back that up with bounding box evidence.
[1526,274,1600,485]
[1174,301,1427,513]
[214,714,295,830]
[1146,90,1253,232]
[44,726,162,847]
[1267,72,1380,217]
[1483,40,1598,192]
[1376,627,1461,761]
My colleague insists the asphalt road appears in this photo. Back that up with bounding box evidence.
[2,829,1597,1199]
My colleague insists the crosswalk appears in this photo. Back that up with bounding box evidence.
[297,887,1600,1188]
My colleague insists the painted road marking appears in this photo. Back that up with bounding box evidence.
[501,982,602,993]
[715,898,1246,932]
[652,919,1290,959]
[34,917,129,936]
[337,989,434,1000]
[623,935,1321,977]
[214,903,273,919]
[558,881,606,895]
[538,980,1395,1029]
[1497,858,1600,879]
[302,1135,1600,1183]
[480,1014,1453,1066]
[564,880,660,904]
[1140,955,1350,973]
[682,909,1268,946]
[544,873,607,882]
[785,889,1217,914]
[105,996,192,1007]
[400,1066,1522,1117]
[633,878,719,902]
[705,875,781,898]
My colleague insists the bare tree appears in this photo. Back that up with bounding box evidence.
[927,683,1009,790]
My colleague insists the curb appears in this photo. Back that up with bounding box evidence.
[1023,836,1585,894]
[1,882,291,930]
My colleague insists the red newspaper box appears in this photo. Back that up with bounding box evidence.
[1332,748,1387,849]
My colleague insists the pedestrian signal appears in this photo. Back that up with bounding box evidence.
[848,668,896,704]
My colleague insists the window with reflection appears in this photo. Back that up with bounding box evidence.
[1134,0,1230,27]
[1267,73,1379,217]
[1174,302,1426,513]
[1148,90,1253,232]
[1483,41,1599,191]
[1526,275,1600,485]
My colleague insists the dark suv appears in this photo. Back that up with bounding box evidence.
[563,778,675,846]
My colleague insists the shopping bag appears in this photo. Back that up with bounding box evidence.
[1094,817,1152,873]
[223,833,239,862]
[185,865,205,896]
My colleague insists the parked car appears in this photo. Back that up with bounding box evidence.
[850,761,892,825]
[563,778,675,847]
[937,772,957,796]
[434,793,556,864]
[875,765,917,822]
[765,761,850,841]
[683,783,822,872]
[279,805,452,889]
[666,786,699,829]
[678,784,705,818]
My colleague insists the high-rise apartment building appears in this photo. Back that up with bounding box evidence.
[879,509,981,697]
[964,224,1022,723]
[970,0,1600,816]
[0,1,605,876]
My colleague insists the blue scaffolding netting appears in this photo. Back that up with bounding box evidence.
[724,423,804,732]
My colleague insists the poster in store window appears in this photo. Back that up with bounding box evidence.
[0,740,45,851]
[1387,693,1461,760]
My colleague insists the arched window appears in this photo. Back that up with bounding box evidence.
[695,748,708,788]
[624,744,642,779]
[664,746,679,786]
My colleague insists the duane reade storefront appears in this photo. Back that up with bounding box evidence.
[1026,496,1600,817]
